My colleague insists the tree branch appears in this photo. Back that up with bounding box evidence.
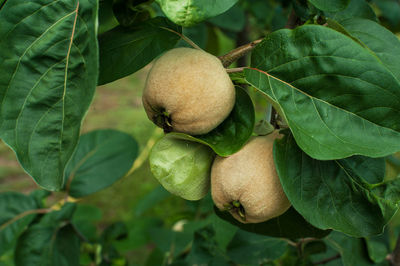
[219,39,263,68]
[0,208,51,231]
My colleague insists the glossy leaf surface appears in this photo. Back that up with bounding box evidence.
[246,25,400,160]
[98,17,181,85]
[274,132,400,237]
[172,87,255,157]
[65,129,138,198]
[0,0,99,190]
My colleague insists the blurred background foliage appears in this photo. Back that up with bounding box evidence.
[1,0,400,265]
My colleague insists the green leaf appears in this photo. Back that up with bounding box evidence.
[372,0,400,27]
[98,0,119,34]
[185,226,230,266]
[326,231,374,266]
[156,0,238,27]
[0,192,39,255]
[335,18,400,82]
[214,206,330,240]
[207,4,245,32]
[308,0,350,12]
[0,0,99,190]
[364,236,389,263]
[134,185,170,216]
[325,0,377,22]
[171,87,255,157]
[149,135,214,200]
[15,203,79,266]
[274,132,400,237]
[148,227,193,259]
[98,17,181,85]
[71,204,102,241]
[245,25,400,160]
[64,129,138,198]
[226,230,287,265]
[101,222,128,242]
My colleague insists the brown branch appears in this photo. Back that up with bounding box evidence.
[219,39,263,68]
[226,67,246,73]
[313,253,341,265]
[0,208,51,231]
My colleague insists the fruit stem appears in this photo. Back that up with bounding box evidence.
[219,39,262,68]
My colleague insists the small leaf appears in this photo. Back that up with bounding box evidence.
[0,192,39,255]
[246,25,400,160]
[156,0,238,27]
[227,230,287,265]
[274,131,400,237]
[64,129,138,198]
[15,203,79,266]
[0,0,99,190]
[308,0,350,12]
[172,87,255,157]
[214,206,330,240]
[98,17,181,85]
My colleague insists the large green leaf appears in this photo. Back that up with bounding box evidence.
[245,25,400,160]
[15,203,79,266]
[336,18,400,82]
[226,230,287,265]
[274,131,400,237]
[308,0,350,12]
[0,0,99,190]
[98,17,181,85]
[0,192,39,255]
[156,0,238,27]
[214,206,330,239]
[64,129,138,198]
[171,87,255,157]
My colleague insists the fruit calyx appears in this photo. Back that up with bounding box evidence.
[224,200,246,221]
[153,108,173,133]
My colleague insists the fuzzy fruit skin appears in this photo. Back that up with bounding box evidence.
[149,134,215,201]
[211,131,291,223]
[142,47,235,135]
